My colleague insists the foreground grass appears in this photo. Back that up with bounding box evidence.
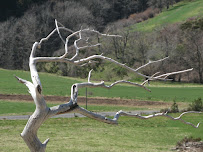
[0,100,146,116]
[0,114,202,152]
[132,0,203,31]
[1,68,203,102]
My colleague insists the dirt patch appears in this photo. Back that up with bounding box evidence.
[172,137,203,152]
[0,94,170,107]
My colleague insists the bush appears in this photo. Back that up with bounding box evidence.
[128,8,160,23]
[160,101,179,113]
[177,136,201,147]
[170,101,179,113]
[188,98,203,111]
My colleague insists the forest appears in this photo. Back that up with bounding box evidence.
[0,0,203,83]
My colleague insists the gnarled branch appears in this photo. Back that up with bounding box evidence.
[75,106,202,128]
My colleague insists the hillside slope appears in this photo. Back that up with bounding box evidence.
[131,0,203,31]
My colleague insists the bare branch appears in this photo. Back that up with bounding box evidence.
[75,106,118,124]
[88,69,93,83]
[35,28,120,62]
[71,76,151,104]
[113,111,201,128]
[73,55,192,81]
[75,107,202,128]
[39,27,74,45]
[104,80,151,92]
[43,138,50,148]
[153,68,193,79]
[49,101,78,116]
[55,19,66,44]
[135,56,169,71]
[15,75,34,95]
[141,72,160,85]
[80,60,99,67]
[73,55,152,78]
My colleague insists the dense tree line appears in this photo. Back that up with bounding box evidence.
[0,0,182,22]
[0,0,47,21]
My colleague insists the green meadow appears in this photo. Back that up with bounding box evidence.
[0,114,202,152]
[0,100,146,116]
[1,68,203,102]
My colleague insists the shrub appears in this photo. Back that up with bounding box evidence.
[128,8,160,23]
[170,101,179,113]
[160,101,179,113]
[188,98,203,111]
[144,8,154,18]
[176,136,201,147]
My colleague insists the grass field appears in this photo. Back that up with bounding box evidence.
[0,114,202,152]
[0,70,202,151]
[1,1,203,151]
[0,100,147,116]
[1,68,203,103]
[131,0,203,31]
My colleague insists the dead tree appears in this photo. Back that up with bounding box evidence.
[15,20,201,152]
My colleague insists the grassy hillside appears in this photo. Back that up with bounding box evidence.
[131,0,203,31]
[1,68,203,102]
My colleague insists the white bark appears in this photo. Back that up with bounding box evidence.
[75,107,201,128]
[15,20,201,152]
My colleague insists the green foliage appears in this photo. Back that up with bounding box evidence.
[91,63,128,81]
[188,98,203,111]
[44,62,61,75]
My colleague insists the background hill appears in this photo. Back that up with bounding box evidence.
[131,0,203,31]
[0,0,203,83]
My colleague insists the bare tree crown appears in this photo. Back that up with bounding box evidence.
[16,20,201,152]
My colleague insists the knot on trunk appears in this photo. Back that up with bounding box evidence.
[37,85,42,94]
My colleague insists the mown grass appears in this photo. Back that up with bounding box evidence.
[0,100,57,115]
[0,100,146,116]
[0,68,80,96]
[1,68,203,102]
[131,0,203,31]
[0,113,202,152]
[85,86,203,102]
